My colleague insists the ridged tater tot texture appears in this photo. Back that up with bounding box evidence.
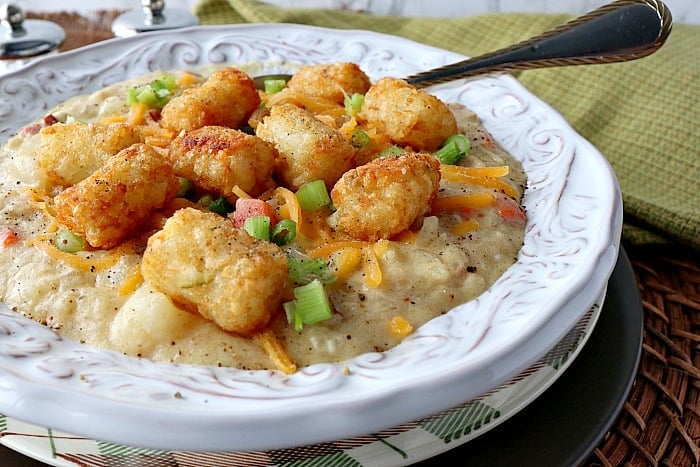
[256,103,356,190]
[360,77,458,151]
[141,208,289,336]
[54,143,180,249]
[331,152,441,241]
[160,67,260,132]
[36,122,142,188]
[168,126,277,201]
[286,62,372,104]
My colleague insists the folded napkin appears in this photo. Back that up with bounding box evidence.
[195,0,699,250]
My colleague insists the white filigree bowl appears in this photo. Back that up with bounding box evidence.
[0,24,622,451]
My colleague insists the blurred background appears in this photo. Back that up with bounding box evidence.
[15,0,700,23]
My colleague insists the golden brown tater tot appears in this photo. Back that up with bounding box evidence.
[331,152,441,241]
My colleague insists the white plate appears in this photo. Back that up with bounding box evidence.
[0,294,604,466]
[0,24,622,451]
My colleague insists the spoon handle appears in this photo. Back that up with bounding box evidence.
[404,0,673,88]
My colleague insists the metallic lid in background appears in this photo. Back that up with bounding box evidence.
[112,0,199,37]
[1,3,65,59]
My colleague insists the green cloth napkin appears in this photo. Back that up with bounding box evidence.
[194,0,700,250]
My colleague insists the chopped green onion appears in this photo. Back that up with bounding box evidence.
[344,92,364,114]
[294,279,333,322]
[54,229,86,253]
[243,216,271,241]
[176,177,196,198]
[197,194,214,207]
[296,180,331,211]
[379,145,405,158]
[126,74,177,109]
[152,74,176,93]
[351,129,371,148]
[435,134,471,165]
[264,79,287,94]
[283,301,299,330]
[271,219,297,246]
[286,250,336,285]
[284,279,333,331]
[207,196,233,216]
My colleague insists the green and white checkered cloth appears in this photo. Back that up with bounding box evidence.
[194,0,700,250]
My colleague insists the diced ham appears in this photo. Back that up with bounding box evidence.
[231,198,277,228]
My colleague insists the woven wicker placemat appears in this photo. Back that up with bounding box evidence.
[585,245,700,467]
[20,11,700,467]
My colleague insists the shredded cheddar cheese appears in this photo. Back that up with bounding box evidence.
[307,240,368,259]
[388,316,413,337]
[440,165,510,179]
[309,239,390,286]
[440,165,518,198]
[176,72,200,88]
[338,116,358,140]
[432,192,495,213]
[270,187,302,227]
[128,102,149,126]
[266,89,345,118]
[119,266,144,296]
[255,330,297,374]
[362,245,383,288]
[451,218,480,235]
[232,185,253,199]
[27,236,120,273]
[373,239,390,258]
[333,246,363,279]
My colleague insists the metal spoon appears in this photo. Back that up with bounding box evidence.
[253,0,672,89]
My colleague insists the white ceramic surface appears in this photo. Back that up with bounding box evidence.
[0,296,604,466]
[0,24,622,452]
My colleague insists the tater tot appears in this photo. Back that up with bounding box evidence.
[360,77,457,151]
[36,122,142,188]
[331,153,441,241]
[255,103,356,190]
[160,67,260,132]
[168,126,277,201]
[54,143,179,249]
[286,62,371,104]
[141,208,288,336]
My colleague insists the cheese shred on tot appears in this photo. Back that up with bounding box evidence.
[0,62,527,372]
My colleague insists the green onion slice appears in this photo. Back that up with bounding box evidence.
[264,79,287,94]
[351,129,371,148]
[344,92,364,114]
[197,194,214,207]
[284,279,333,332]
[435,134,471,165]
[379,145,405,158]
[286,249,336,285]
[126,74,177,109]
[207,196,233,216]
[295,180,331,211]
[271,219,297,246]
[54,229,86,254]
[283,301,299,330]
[243,216,271,241]
[176,177,195,199]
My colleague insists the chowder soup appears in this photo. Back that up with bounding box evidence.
[0,63,526,373]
